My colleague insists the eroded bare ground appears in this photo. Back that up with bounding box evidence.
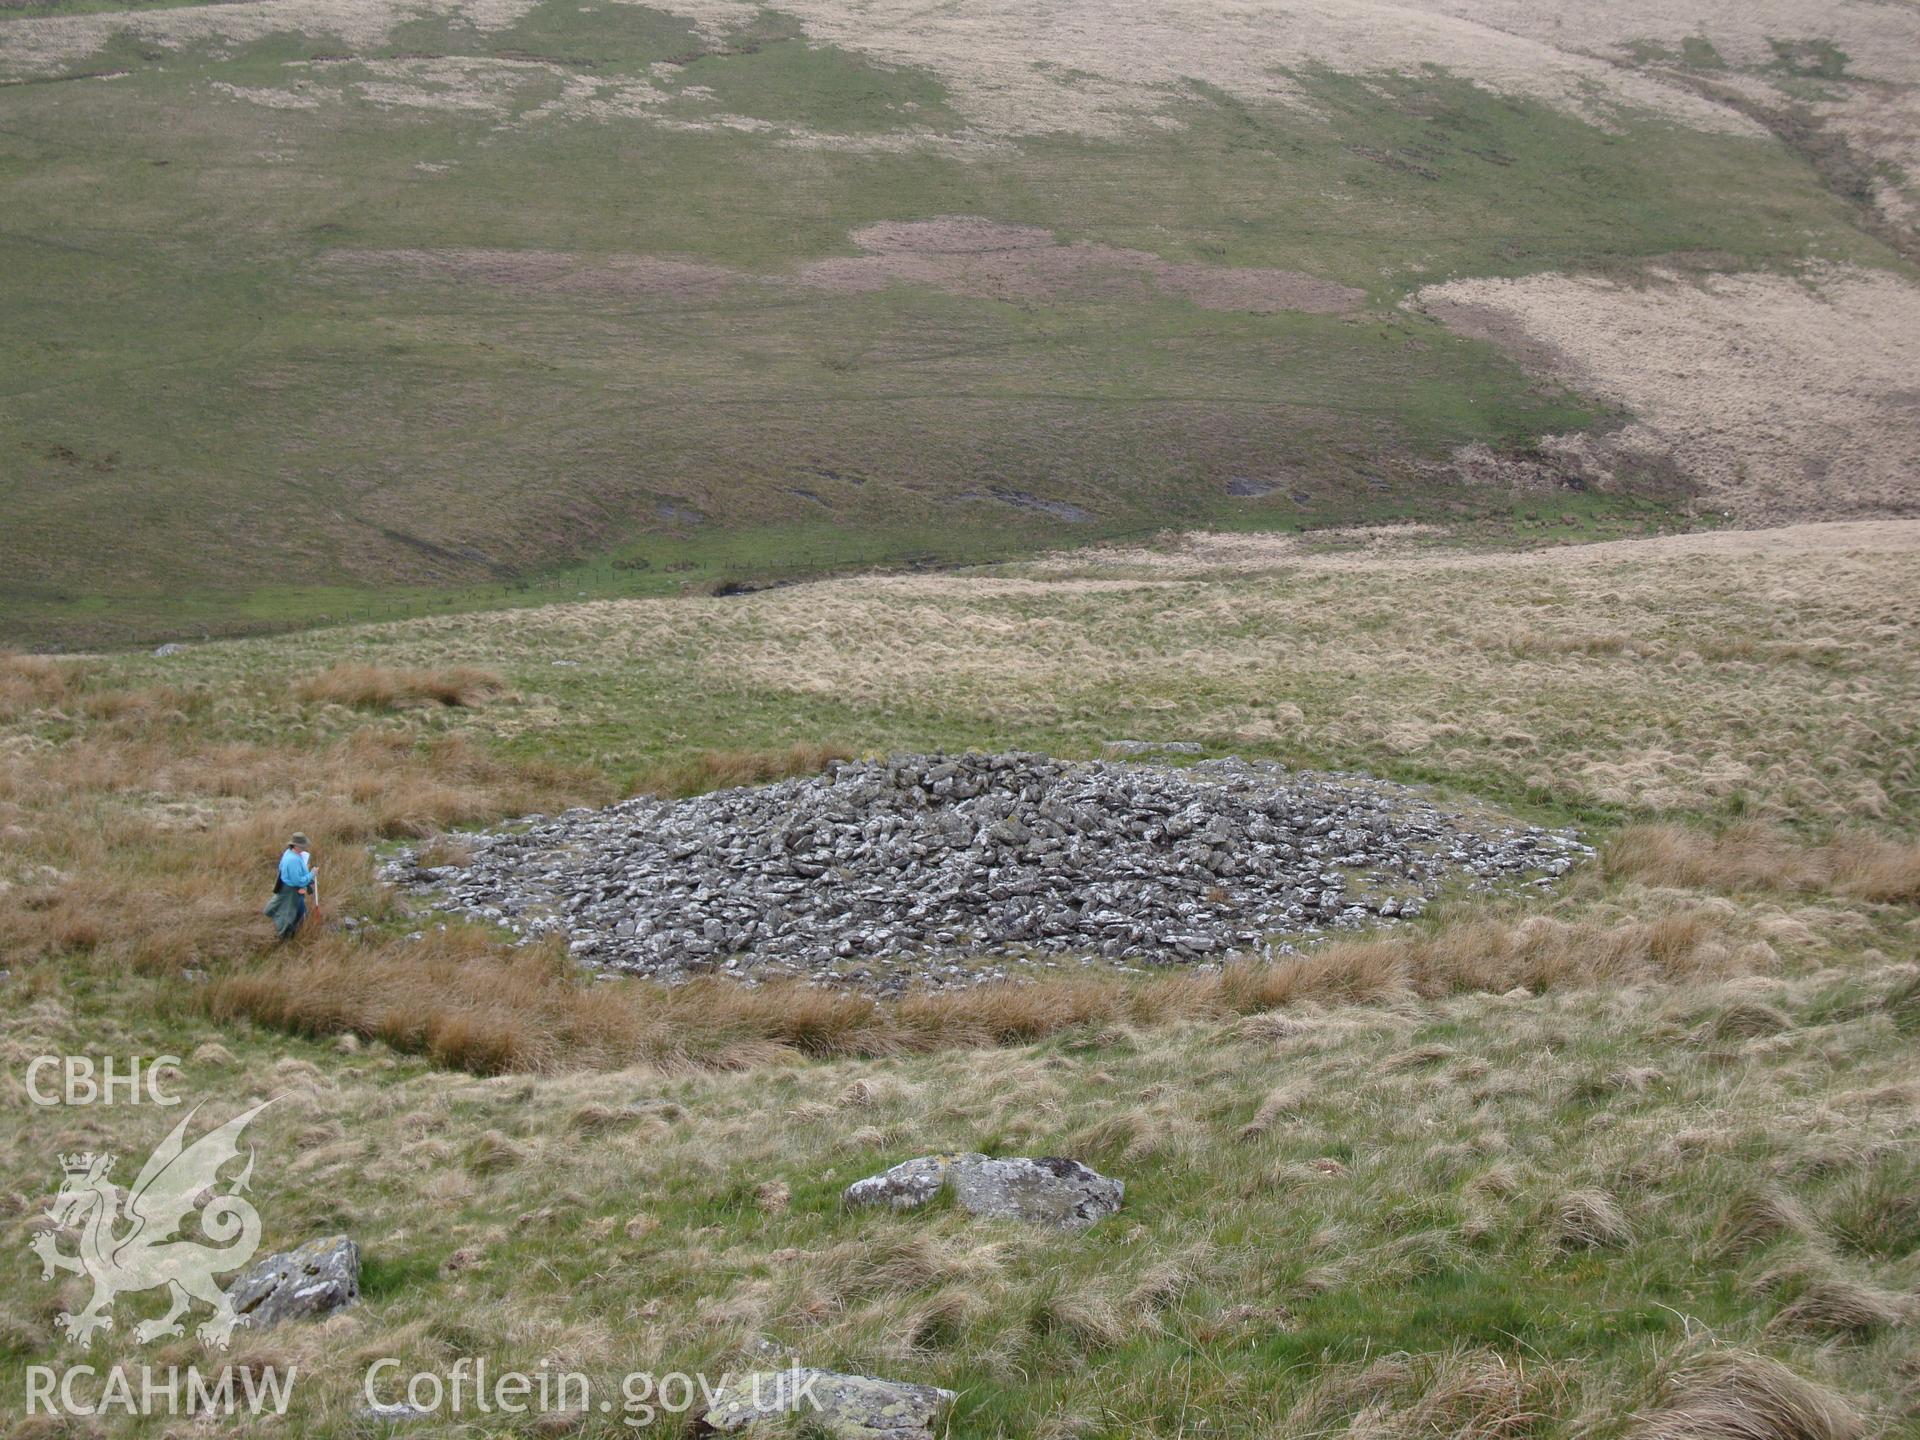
[802,219,1363,313]
[1415,266,1920,523]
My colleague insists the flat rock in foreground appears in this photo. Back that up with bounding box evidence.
[845,1153,1123,1231]
[697,1367,955,1439]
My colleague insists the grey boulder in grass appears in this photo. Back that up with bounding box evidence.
[697,1367,955,1439]
[845,1153,1123,1231]
[226,1234,360,1330]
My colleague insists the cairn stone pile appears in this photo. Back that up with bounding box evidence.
[387,753,1583,986]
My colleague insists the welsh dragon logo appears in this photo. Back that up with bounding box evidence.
[28,1100,272,1347]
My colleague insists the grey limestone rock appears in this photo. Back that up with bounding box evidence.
[697,1367,955,1439]
[226,1234,360,1331]
[845,1153,1123,1231]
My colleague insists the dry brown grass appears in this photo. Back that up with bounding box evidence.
[1711,1188,1820,1260]
[0,614,1841,1090]
[207,907,1751,1074]
[1757,1255,1911,1340]
[1418,266,1920,523]
[0,652,80,719]
[799,216,1360,314]
[1607,824,1920,903]
[631,742,853,799]
[293,663,509,710]
[1631,1347,1867,1440]
[413,833,474,869]
[8,651,1753,1078]
[1283,1346,1564,1437]
[230,520,1920,828]
[1546,1187,1633,1250]
[0,716,598,975]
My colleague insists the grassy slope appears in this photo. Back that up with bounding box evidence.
[126,522,1920,830]
[7,941,1918,1435]
[0,1,1899,647]
[2,522,1916,1435]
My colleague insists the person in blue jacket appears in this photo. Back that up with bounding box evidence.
[265,833,318,940]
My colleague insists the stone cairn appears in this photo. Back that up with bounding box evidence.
[386,753,1584,988]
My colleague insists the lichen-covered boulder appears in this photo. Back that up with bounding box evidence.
[226,1234,360,1330]
[948,1155,1124,1230]
[842,1153,969,1212]
[844,1153,1122,1231]
[697,1367,954,1439]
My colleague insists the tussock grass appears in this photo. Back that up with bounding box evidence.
[9,909,1919,1435]
[1697,1001,1794,1042]
[294,663,509,710]
[1546,1186,1632,1250]
[1755,1255,1910,1339]
[1882,974,1920,1033]
[0,719,597,974]
[1711,1188,1820,1260]
[1631,1347,1867,1440]
[1821,1152,1920,1261]
[1237,1079,1310,1140]
[0,652,81,719]
[208,908,1754,1074]
[1285,1347,1564,1437]
[631,742,854,798]
[1607,824,1920,903]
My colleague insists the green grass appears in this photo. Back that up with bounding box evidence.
[7,947,1916,1435]
[0,1,1902,647]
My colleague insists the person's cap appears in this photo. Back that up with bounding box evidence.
[290,833,310,847]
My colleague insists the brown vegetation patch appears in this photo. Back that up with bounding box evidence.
[1284,1346,1566,1437]
[801,216,1362,314]
[850,217,1055,254]
[1546,1186,1632,1250]
[294,663,510,710]
[1416,266,1920,522]
[1755,1256,1910,1340]
[0,653,82,721]
[630,742,852,798]
[209,906,1752,1074]
[1630,1347,1866,1440]
[0,693,598,974]
[1712,1188,1819,1260]
[1417,295,1579,377]
[1606,824,1920,904]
